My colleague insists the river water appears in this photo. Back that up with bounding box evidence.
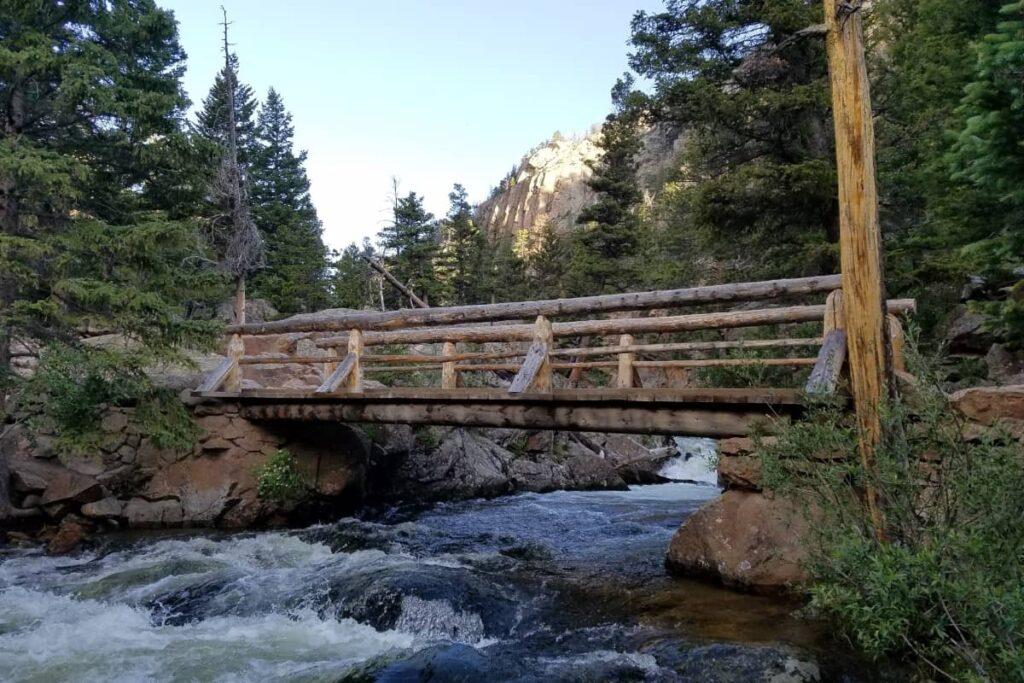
[0,444,852,682]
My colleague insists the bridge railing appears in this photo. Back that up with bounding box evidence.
[198,275,914,398]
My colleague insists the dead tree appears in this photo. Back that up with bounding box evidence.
[216,7,263,325]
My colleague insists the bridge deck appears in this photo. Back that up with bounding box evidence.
[194,387,818,437]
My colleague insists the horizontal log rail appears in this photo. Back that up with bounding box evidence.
[314,300,915,348]
[228,274,844,335]
[235,337,828,367]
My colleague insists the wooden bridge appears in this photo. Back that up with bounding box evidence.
[194,275,915,438]
[195,0,897,537]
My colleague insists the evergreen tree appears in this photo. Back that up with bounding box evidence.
[949,1,1024,340]
[194,54,259,169]
[569,84,644,295]
[481,232,528,303]
[626,0,835,278]
[528,219,570,299]
[0,0,221,447]
[377,192,440,307]
[438,184,486,305]
[250,88,329,314]
[331,239,379,310]
[871,0,1004,332]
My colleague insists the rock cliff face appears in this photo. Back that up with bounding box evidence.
[476,124,686,240]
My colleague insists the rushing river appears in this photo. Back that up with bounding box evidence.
[0,444,855,682]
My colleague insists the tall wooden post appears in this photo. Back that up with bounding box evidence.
[533,315,553,392]
[347,328,364,393]
[824,0,890,540]
[441,341,458,389]
[617,334,635,389]
[224,334,245,392]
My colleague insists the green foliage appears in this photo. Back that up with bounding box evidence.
[255,449,308,503]
[331,239,380,310]
[413,426,442,450]
[0,0,223,446]
[377,192,442,307]
[760,348,1024,680]
[437,184,487,306]
[949,2,1024,342]
[872,0,1005,340]
[625,0,836,280]
[569,105,645,295]
[249,88,330,314]
[22,344,198,454]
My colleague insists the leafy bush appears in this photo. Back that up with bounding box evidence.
[21,343,199,454]
[255,449,308,502]
[760,349,1024,681]
[413,427,442,450]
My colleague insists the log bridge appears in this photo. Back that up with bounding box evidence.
[194,275,915,438]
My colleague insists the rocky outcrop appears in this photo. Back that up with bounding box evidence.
[0,403,370,550]
[666,490,811,593]
[950,384,1024,441]
[476,124,686,241]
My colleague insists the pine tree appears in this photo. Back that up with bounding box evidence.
[194,54,259,169]
[949,1,1024,339]
[568,88,644,296]
[377,192,440,307]
[480,232,528,303]
[250,88,329,314]
[0,0,221,448]
[438,184,486,305]
[331,239,380,310]
[871,0,1004,331]
[528,219,570,299]
[626,0,835,279]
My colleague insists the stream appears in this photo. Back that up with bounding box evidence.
[0,442,860,682]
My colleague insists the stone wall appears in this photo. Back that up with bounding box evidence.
[1,402,370,551]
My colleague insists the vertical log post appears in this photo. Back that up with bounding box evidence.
[347,328,364,393]
[617,334,635,389]
[224,334,245,392]
[824,0,891,541]
[824,289,845,333]
[887,315,905,373]
[533,315,553,392]
[323,346,338,380]
[441,341,458,390]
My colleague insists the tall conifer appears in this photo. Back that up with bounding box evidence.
[250,88,329,314]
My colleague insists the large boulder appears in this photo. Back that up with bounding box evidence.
[945,307,998,354]
[666,490,810,593]
[950,384,1024,440]
[124,498,184,527]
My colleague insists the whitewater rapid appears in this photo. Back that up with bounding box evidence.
[0,482,836,682]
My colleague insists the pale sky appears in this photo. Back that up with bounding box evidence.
[163,0,663,251]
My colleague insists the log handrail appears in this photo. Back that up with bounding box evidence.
[227,274,844,335]
[315,300,915,348]
[198,275,918,403]
[235,337,827,366]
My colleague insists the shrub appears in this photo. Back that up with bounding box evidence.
[21,343,199,454]
[760,348,1024,681]
[255,449,308,503]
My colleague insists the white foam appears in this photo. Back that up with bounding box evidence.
[659,437,719,485]
[0,586,413,682]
